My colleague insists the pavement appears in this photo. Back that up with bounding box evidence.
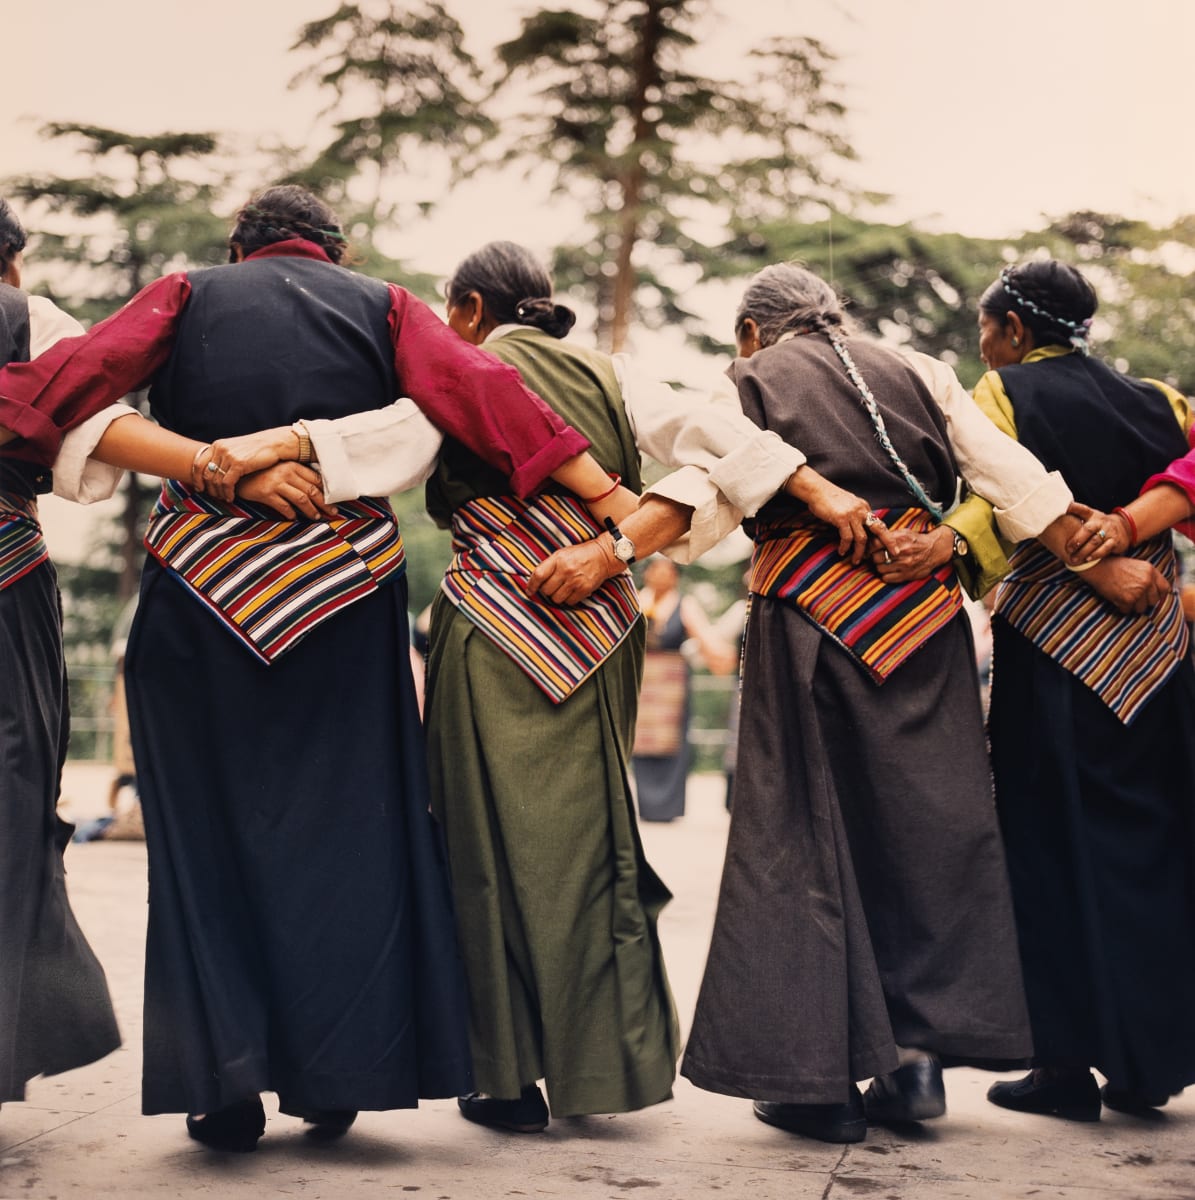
[2,766,1193,1200]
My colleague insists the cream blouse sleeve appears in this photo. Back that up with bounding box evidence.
[904,351,1072,542]
[39,297,140,505]
[616,356,804,562]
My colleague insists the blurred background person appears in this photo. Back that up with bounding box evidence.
[633,556,736,822]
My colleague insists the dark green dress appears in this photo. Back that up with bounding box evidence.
[425,327,680,1116]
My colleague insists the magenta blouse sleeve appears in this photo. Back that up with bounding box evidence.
[387,284,589,498]
[1141,442,1195,542]
[0,274,191,465]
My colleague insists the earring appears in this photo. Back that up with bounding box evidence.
[1011,336,1020,347]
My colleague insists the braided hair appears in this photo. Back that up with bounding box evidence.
[0,199,28,277]
[736,263,944,519]
[980,260,1096,355]
[229,185,348,264]
[446,241,576,339]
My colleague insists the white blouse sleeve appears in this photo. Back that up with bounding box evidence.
[304,398,444,503]
[903,350,1073,542]
[615,355,805,562]
[35,297,135,505]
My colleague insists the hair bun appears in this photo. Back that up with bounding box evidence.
[515,296,576,338]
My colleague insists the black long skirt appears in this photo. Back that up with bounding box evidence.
[126,562,472,1116]
[682,602,1031,1104]
[988,618,1195,1096]
[0,562,120,1102]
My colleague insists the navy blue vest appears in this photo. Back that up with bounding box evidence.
[149,255,397,441]
[996,355,1187,513]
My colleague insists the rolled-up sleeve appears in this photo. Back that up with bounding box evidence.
[619,358,804,560]
[387,285,588,497]
[304,399,444,503]
[0,275,189,465]
[905,351,1072,542]
[52,404,139,503]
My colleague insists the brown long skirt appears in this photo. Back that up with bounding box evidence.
[682,601,1031,1104]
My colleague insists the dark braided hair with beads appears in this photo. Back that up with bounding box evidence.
[228,185,349,265]
[980,260,1097,355]
[446,241,577,339]
[0,199,28,277]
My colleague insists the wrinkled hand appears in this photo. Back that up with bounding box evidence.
[584,484,639,529]
[527,538,620,606]
[1065,501,1129,562]
[204,426,300,500]
[868,526,953,583]
[236,462,337,521]
[799,474,898,565]
[1085,556,1170,614]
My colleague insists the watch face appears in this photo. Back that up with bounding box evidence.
[614,537,635,562]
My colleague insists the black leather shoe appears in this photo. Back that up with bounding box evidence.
[186,1096,266,1152]
[987,1070,1100,1122]
[864,1056,946,1123]
[1101,1085,1172,1115]
[458,1084,549,1133]
[300,1109,358,1139]
[752,1087,866,1144]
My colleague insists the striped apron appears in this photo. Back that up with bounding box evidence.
[994,537,1189,725]
[143,479,406,664]
[441,493,642,704]
[0,490,49,592]
[749,506,964,684]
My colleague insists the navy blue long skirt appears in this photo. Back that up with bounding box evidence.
[989,618,1195,1097]
[126,561,472,1116]
[0,559,121,1102]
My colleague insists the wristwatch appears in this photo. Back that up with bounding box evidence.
[604,517,636,565]
[950,529,969,558]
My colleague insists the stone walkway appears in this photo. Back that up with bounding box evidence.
[2,768,1191,1199]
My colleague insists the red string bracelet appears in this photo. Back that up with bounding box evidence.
[1113,505,1138,547]
[581,472,621,504]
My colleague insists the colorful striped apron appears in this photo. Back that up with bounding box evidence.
[143,479,406,664]
[441,493,642,704]
[0,490,49,592]
[749,506,964,684]
[994,537,1189,725]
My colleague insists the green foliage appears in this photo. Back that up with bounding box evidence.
[495,0,858,350]
[704,208,1195,393]
[8,123,229,322]
[289,0,493,271]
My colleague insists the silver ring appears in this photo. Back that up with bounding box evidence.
[863,512,881,529]
[883,550,892,564]
[216,465,229,475]
[1096,528,1107,541]
[205,461,220,474]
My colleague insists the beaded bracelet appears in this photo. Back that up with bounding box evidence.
[581,472,621,504]
[1112,506,1138,547]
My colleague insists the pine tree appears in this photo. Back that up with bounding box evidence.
[495,0,857,351]
[8,122,230,600]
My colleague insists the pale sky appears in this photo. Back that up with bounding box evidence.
[6,0,1195,558]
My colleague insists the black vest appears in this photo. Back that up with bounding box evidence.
[996,355,1187,513]
[0,283,46,495]
[149,256,398,440]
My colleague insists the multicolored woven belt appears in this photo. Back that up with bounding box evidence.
[144,479,405,663]
[749,506,963,684]
[994,536,1189,725]
[0,489,49,592]
[442,492,641,704]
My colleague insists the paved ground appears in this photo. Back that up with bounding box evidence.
[2,767,1193,1200]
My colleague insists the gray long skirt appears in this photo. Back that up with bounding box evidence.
[681,601,1031,1104]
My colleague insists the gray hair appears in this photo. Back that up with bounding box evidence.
[734,263,851,347]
